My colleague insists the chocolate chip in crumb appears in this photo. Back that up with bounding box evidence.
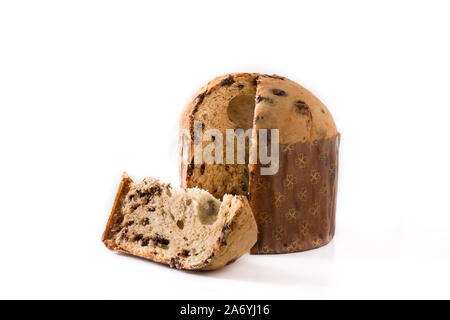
[133,234,143,242]
[272,89,287,96]
[200,163,205,175]
[153,235,170,247]
[223,223,231,230]
[130,203,140,213]
[221,76,235,86]
[120,228,129,241]
[137,186,161,198]
[170,257,183,269]
[220,223,231,246]
[179,249,190,257]
[141,217,150,226]
[141,237,150,246]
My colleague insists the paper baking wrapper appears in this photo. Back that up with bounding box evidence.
[249,135,340,254]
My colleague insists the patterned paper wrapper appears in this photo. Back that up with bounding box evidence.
[249,135,340,254]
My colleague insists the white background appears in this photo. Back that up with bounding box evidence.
[1,0,449,299]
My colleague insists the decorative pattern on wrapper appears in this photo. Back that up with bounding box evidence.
[249,135,339,254]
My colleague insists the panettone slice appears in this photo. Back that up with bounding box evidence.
[102,173,257,270]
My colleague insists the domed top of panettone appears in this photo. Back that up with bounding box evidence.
[180,73,338,145]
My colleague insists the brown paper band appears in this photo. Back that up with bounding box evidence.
[249,135,340,254]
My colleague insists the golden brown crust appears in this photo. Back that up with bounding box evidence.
[179,73,338,143]
[254,75,338,144]
[101,173,133,250]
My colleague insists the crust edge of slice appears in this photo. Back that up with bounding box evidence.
[101,172,133,250]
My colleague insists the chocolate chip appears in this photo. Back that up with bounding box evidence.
[197,92,205,104]
[130,203,140,212]
[128,194,135,201]
[237,83,244,90]
[294,100,309,115]
[255,96,273,104]
[254,115,265,123]
[220,223,231,246]
[225,165,229,171]
[272,89,287,96]
[187,164,194,176]
[221,76,235,86]
[178,249,190,257]
[170,257,183,269]
[133,234,143,242]
[153,235,170,247]
[120,228,129,241]
[200,163,205,175]
[141,218,150,226]
[137,186,161,198]
[141,237,150,246]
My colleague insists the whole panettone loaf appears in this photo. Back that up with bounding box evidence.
[179,73,340,254]
[102,173,257,270]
